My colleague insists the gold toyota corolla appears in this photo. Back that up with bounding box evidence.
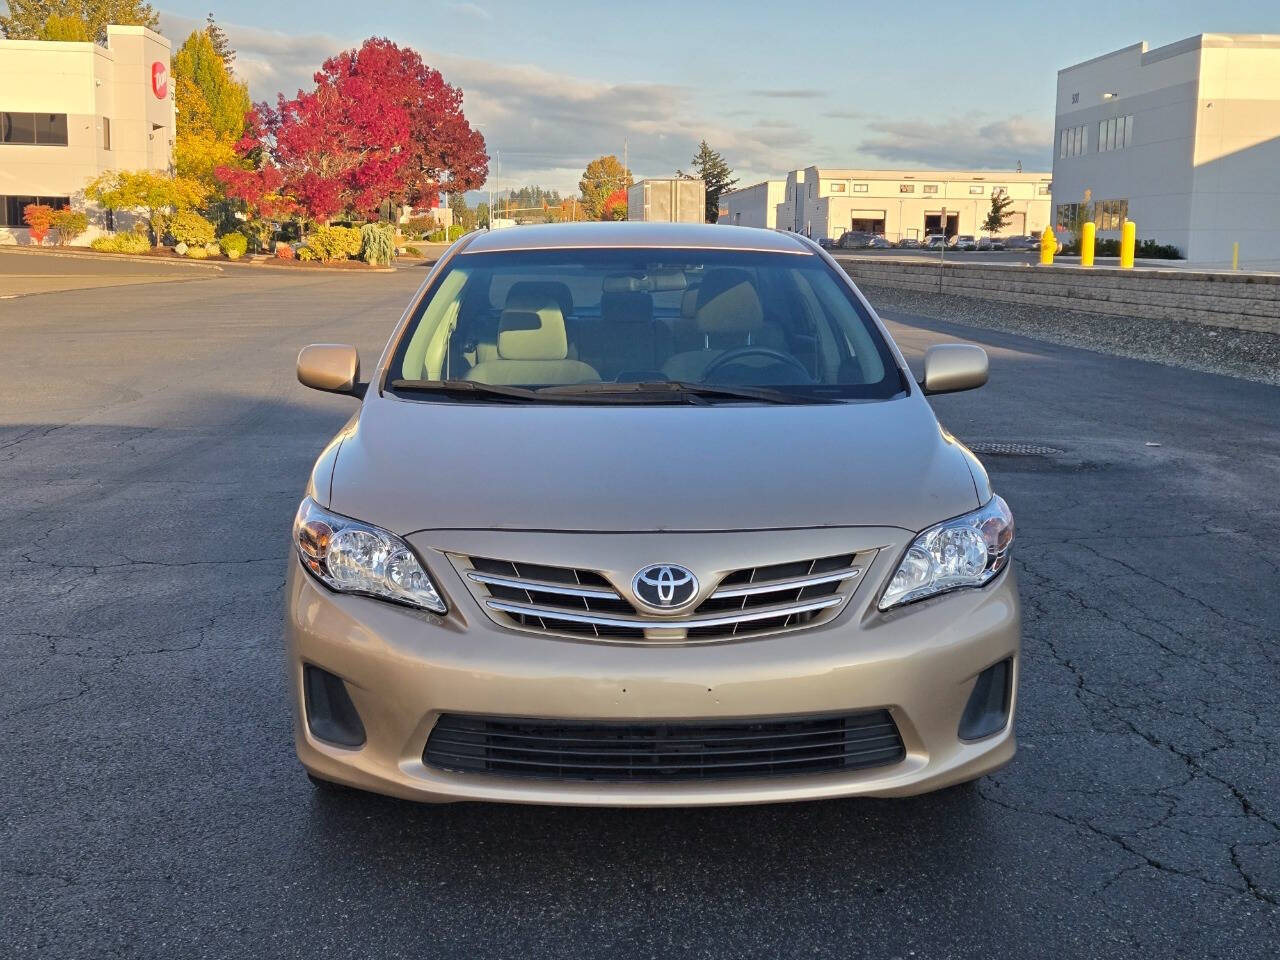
[286,222,1018,806]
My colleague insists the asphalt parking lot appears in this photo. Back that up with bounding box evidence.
[2,263,1277,959]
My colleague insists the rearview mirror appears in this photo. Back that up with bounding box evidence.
[297,343,361,395]
[920,344,988,395]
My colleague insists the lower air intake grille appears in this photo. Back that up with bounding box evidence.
[424,710,905,782]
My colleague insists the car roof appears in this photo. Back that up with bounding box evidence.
[461,222,812,255]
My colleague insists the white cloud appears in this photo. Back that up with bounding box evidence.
[156,11,807,191]
[858,114,1051,170]
[448,3,492,21]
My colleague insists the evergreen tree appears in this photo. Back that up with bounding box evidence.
[1,0,158,42]
[205,13,234,68]
[678,140,738,223]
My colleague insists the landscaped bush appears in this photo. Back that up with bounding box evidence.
[275,241,295,260]
[297,247,317,262]
[360,222,395,266]
[219,232,247,260]
[403,246,422,257]
[22,203,55,245]
[90,232,152,254]
[50,209,89,246]
[1061,236,1183,260]
[170,210,216,248]
[307,225,363,262]
[427,228,447,243]
[1137,239,1182,259]
[403,215,435,239]
[448,224,466,241]
[186,246,209,259]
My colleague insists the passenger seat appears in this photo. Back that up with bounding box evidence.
[466,294,600,386]
[578,291,670,380]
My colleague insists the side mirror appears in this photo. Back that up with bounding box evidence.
[297,344,361,395]
[920,344,988,395]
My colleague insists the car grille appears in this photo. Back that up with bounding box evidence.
[453,551,873,643]
[424,710,905,782]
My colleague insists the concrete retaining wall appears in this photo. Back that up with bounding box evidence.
[836,257,1280,334]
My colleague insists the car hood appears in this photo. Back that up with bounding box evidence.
[326,391,980,534]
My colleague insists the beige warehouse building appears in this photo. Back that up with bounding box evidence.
[774,166,1052,242]
[0,25,174,244]
[720,180,785,229]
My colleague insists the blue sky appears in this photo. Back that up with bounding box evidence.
[158,1,1279,192]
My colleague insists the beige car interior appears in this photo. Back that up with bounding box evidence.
[465,292,601,386]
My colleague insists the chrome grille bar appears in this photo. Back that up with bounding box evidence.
[710,567,862,599]
[467,571,620,600]
[485,595,844,630]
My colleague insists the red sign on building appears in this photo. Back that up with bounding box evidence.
[151,61,168,99]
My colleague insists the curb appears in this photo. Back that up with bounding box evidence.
[0,245,224,271]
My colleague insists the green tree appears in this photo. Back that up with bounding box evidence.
[678,140,738,223]
[39,14,90,40]
[982,189,1015,236]
[578,155,632,221]
[448,192,477,231]
[172,28,251,185]
[204,12,233,68]
[0,0,159,42]
[85,169,207,245]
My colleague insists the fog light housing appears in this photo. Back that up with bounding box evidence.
[303,664,366,748]
[958,658,1012,741]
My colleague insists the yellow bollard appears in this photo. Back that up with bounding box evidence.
[1039,226,1056,265]
[1120,220,1136,269]
[1080,221,1095,267]
[1232,242,1239,271]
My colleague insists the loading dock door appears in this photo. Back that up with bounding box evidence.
[849,209,886,235]
[924,213,959,238]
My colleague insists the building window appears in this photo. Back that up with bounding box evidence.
[1096,198,1129,231]
[1,195,71,226]
[828,182,846,193]
[899,184,914,193]
[1098,115,1134,152]
[1038,184,1050,195]
[922,184,938,194]
[852,183,868,192]
[969,185,983,195]
[102,117,111,151]
[1,112,69,146]
[1071,92,1080,104]
[1058,123,1088,158]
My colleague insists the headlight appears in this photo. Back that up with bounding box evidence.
[879,495,1014,610]
[293,497,446,613]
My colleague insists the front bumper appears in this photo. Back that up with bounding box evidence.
[285,536,1020,806]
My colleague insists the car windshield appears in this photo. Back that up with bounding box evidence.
[388,247,904,403]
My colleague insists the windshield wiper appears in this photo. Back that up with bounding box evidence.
[389,379,544,402]
[537,381,817,404]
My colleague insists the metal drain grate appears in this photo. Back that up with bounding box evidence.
[965,441,1064,457]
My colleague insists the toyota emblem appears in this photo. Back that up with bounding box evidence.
[632,564,698,610]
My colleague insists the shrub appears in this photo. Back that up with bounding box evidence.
[403,246,422,257]
[186,246,209,259]
[219,232,248,260]
[1137,239,1182,260]
[170,210,216,248]
[403,215,435,239]
[90,232,152,254]
[275,241,295,260]
[50,209,89,246]
[307,225,364,262]
[22,204,55,245]
[1062,236,1183,260]
[360,222,395,266]
[297,247,317,262]
[427,228,447,243]
[448,224,466,241]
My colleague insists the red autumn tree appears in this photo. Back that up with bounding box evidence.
[600,188,628,221]
[22,203,56,245]
[223,38,487,223]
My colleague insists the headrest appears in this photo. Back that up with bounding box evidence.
[695,269,764,334]
[680,287,699,320]
[497,299,568,360]
[600,290,653,324]
[505,281,574,317]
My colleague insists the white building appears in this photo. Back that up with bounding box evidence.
[1053,33,1280,265]
[774,167,1052,242]
[720,180,784,229]
[0,25,174,244]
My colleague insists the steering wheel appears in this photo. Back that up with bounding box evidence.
[701,346,812,383]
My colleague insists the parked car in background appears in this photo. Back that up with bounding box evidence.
[287,221,1018,806]
[924,234,948,250]
[896,238,922,249]
[817,236,837,249]
[954,235,978,251]
[977,236,1006,251]
[838,231,875,250]
[1003,235,1039,251]
[866,235,892,249]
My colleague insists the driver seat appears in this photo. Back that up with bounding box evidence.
[661,269,781,382]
